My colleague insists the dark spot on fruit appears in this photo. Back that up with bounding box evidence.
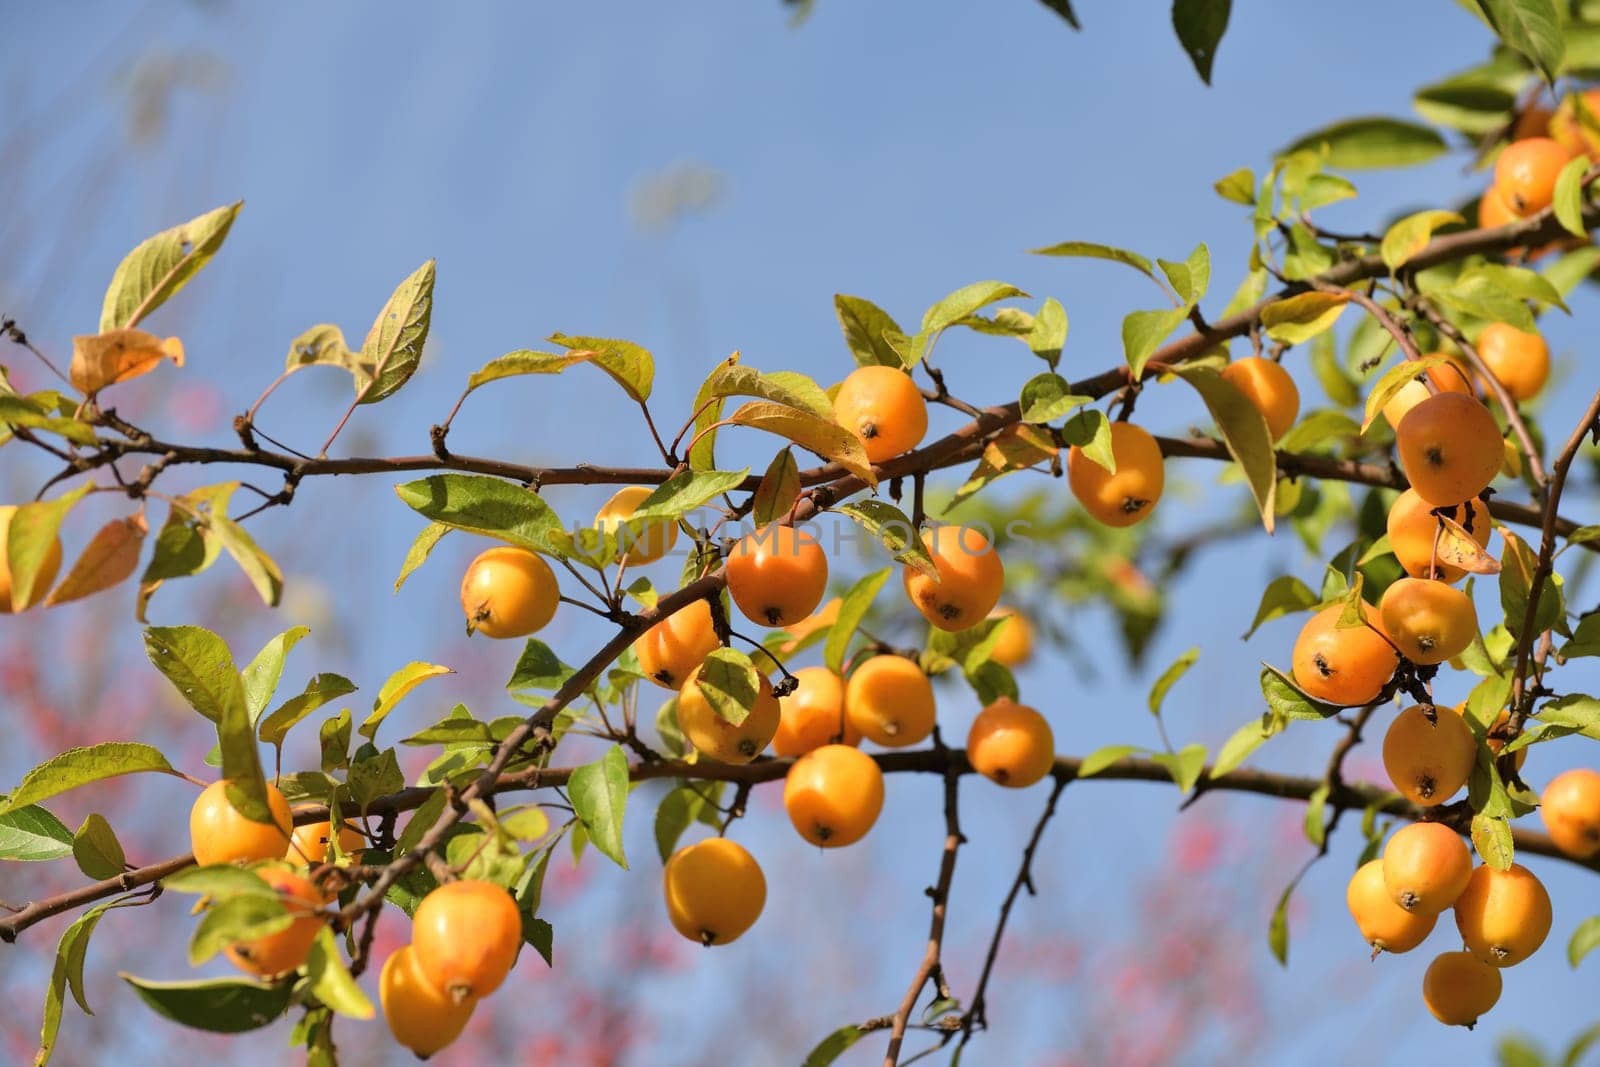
[1314,652,1333,678]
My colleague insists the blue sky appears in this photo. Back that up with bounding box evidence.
[5,2,1600,1064]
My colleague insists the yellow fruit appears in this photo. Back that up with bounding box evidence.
[1346,859,1437,954]
[966,698,1055,788]
[901,525,1005,632]
[460,546,559,638]
[1379,359,1473,431]
[595,485,678,565]
[844,655,936,748]
[1475,322,1550,403]
[773,666,860,757]
[1067,421,1165,527]
[634,599,721,690]
[224,867,325,978]
[677,665,781,763]
[1422,951,1502,1028]
[190,780,293,867]
[1453,863,1552,967]
[381,944,476,1058]
[1386,490,1491,584]
[1290,603,1398,706]
[987,607,1034,668]
[286,808,365,865]
[662,837,767,946]
[784,744,884,848]
[1382,821,1472,915]
[1221,356,1300,441]
[725,526,828,627]
[1493,136,1575,216]
[412,880,522,1002]
[1381,705,1476,807]
[1395,392,1504,507]
[833,365,929,464]
[1540,768,1600,858]
[1378,577,1477,666]
[0,504,63,612]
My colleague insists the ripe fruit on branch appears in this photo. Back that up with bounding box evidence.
[901,524,1005,632]
[676,665,782,763]
[1378,577,1477,666]
[286,808,365,865]
[412,880,523,1002]
[1492,136,1575,216]
[381,944,476,1059]
[1540,768,1600,858]
[773,666,859,756]
[1381,705,1475,807]
[844,654,936,748]
[1453,863,1552,967]
[663,837,767,946]
[1394,392,1503,507]
[1289,603,1398,707]
[1066,421,1164,527]
[1345,859,1437,954]
[1379,359,1473,431]
[190,779,294,866]
[224,867,325,978]
[725,525,828,627]
[987,606,1034,667]
[459,546,559,638]
[634,598,721,690]
[966,698,1055,788]
[1386,490,1491,584]
[0,504,62,613]
[1474,322,1550,402]
[1382,821,1472,915]
[1422,951,1502,1028]
[833,365,929,463]
[1220,356,1300,441]
[595,485,678,564]
[784,744,884,848]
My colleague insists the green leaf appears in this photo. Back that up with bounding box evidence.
[1122,307,1188,378]
[1243,575,1319,639]
[1501,529,1562,639]
[522,916,554,967]
[1019,372,1090,424]
[1569,915,1600,967]
[506,640,577,695]
[568,745,629,870]
[1381,211,1465,272]
[465,349,593,392]
[1171,0,1231,84]
[5,485,89,611]
[210,516,283,607]
[259,674,358,747]
[1214,167,1256,205]
[1554,154,1591,238]
[342,749,405,812]
[394,789,448,858]
[802,1025,864,1067]
[825,568,892,674]
[188,894,291,966]
[1432,270,1538,332]
[99,202,241,331]
[1537,694,1600,740]
[143,625,246,725]
[695,648,759,726]
[752,448,801,528]
[1260,665,1340,720]
[1361,353,1455,432]
[1259,291,1349,344]
[1268,881,1293,965]
[911,280,1030,364]
[632,468,751,525]
[71,813,125,880]
[837,500,936,576]
[360,662,452,742]
[1148,647,1199,716]
[393,523,450,594]
[0,395,97,446]
[394,474,563,554]
[0,743,176,815]
[1475,0,1564,85]
[0,804,73,861]
[1030,240,1156,280]
[547,333,655,403]
[835,294,906,368]
[305,927,373,1019]
[284,324,361,382]
[726,401,874,484]
[1542,246,1600,297]
[162,865,276,899]
[241,627,310,725]
[1077,743,1144,778]
[38,901,116,1064]
[654,785,711,863]
[695,362,833,419]
[1304,783,1330,847]
[1175,366,1277,531]
[1281,116,1447,170]
[1471,813,1515,870]
[1150,743,1207,792]
[1277,409,1360,453]
[121,975,292,1033]
[1158,244,1211,304]
[347,259,433,403]
[1210,719,1271,777]
[1029,297,1069,365]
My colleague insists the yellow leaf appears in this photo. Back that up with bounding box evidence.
[45,515,148,606]
[1259,292,1349,344]
[70,329,184,396]
[1436,515,1501,576]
